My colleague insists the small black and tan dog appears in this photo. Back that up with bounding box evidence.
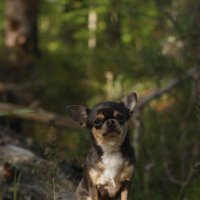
[67,92,137,200]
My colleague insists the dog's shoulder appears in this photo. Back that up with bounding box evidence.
[121,133,136,164]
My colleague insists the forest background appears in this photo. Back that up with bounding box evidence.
[0,0,200,199]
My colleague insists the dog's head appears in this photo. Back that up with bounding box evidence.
[67,92,137,148]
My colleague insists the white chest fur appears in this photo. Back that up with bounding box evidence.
[88,144,134,198]
[99,151,124,187]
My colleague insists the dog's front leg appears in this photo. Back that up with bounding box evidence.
[89,186,99,200]
[121,185,129,200]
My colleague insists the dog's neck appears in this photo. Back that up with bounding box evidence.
[100,140,122,155]
[91,132,131,158]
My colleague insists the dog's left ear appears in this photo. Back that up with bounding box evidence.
[121,92,137,114]
[67,105,90,128]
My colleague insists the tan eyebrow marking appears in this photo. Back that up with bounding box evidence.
[113,110,121,117]
[96,113,105,120]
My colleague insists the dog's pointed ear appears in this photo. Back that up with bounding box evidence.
[121,92,137,114]
[67,105,90,128]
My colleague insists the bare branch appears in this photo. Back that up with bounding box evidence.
[137,67,198,110]
[0,102,80,130]
[0,81,45,92]
[163,161,184,186]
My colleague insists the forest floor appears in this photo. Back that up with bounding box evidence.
[0,126,82,200]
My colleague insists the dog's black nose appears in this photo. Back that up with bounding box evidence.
[106,119,115,127]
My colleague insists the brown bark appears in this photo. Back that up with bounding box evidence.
[105,1,121,47]
[5,0,39,56]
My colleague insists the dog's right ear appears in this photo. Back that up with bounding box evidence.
[67,105,90,128]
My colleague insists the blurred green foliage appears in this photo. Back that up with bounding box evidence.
[0,0,200,199]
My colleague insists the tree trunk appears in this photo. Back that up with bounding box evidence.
[105,1,121,48]
[4,0,39,56]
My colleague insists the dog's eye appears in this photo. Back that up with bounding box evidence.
[94,119,101,126]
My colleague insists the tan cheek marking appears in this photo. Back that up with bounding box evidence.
[123,122,128,133]
[116,122,128,141]
[92,127,101,139]
[91,127,106,146]
[92,127,103,143]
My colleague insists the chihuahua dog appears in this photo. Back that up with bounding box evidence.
[67,92,137,200]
